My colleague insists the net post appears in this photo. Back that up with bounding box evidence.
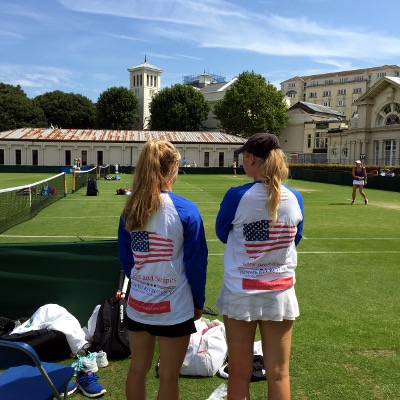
[72,171,76,193]
[63,173,67,197]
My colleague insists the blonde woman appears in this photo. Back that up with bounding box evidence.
[216,133,304,400]
[351,160,368,205]
[118,140,208,400]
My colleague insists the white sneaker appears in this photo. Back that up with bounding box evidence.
[72,352,98,374]
[96,350,109,368]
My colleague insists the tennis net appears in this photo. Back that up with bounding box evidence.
[0,172,67,234]
[72,167,97,193]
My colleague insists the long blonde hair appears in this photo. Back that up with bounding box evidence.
[122,140,181,231]
[258,148,288,225]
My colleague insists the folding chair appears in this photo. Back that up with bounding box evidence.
[0,339,75,400]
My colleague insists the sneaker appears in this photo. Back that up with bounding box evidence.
[351,200,355,205]
[72,352,98,374]
[76,371,106,398]
[96,351,109,368]
[56,381,78,398]
[365,199,368,204]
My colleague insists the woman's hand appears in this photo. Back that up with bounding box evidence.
[194,308,203,321]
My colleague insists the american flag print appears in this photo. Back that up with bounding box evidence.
[131,231,174,265]
[243,220,296,258]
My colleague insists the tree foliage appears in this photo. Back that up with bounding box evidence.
[34,90,96,129]
[213,71,289,137]
[96,86,139,130]
[0,83,47,131]
[150,84,211,131]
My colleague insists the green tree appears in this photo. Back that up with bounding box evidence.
[150,84,211,130]
[0,83,47,131]
[96,86,139,130]
[214,71,289,137]
[34,91,96,129]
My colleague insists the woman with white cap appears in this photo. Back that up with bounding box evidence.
[215,132,304,400]
[351,160,368,205]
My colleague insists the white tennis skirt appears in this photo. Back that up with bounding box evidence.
[353,179,364,185]
[216,284,299,322]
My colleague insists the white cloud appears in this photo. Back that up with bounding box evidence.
[58,0,400,62]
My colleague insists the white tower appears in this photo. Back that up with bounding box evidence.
[128,57,162,130]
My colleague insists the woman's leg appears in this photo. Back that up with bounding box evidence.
[358,185,367,201]
[259,320,294,400]
[157,334,190,400]
[352,185,357,201]
[223,316,257,400]
[126,330,156,400]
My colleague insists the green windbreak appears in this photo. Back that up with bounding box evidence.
[0,240,122,325]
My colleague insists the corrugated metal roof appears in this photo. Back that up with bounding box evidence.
[0,128,246,144]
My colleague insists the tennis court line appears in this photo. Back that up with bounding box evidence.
[183,182,204,191]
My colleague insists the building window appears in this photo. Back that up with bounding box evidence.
[134,89,139,97]
[377,72,386,78]
[204,152,209,167]
[338,89,346,95]
[325,79,333,85]
[65,150,71,166]
[353,88,362,94]
[218,152,224,167]
[337,100,345,106]
[307,134,311,148]
[385,114,400,125]
[0,149,4,164]
[97,151,103,166]
[376,103,400,126]
[154,76,157,87]
[384,140,396,165]
[331,148,337,158]
[288,83,296,88]
[310,81,319,87]
[315,133,327,149]
[81,151,87,166]
[309,92,317,98]
[354,76,364,81]
[374,141,379,164]
[323,90,331,97]
[32,150,38,165]
[140,74,143,86]
[342,147,348,158]
[339,78,348,83]
[147,75,149,86]
[323,101,331,107]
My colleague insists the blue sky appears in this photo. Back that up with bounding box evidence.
[1,0,400,102]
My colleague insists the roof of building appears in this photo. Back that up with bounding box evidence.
[281,64,400,83]
[289,101,343,117]
[199,78,238,94]
[127,61,162,72]
[0,128,246,144]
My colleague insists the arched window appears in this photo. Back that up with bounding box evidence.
[376,103,400,126]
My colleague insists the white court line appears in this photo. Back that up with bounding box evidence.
[183,182,204,191]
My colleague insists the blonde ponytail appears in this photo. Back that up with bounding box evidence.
[259,148,288,225]
[122,141,181,231]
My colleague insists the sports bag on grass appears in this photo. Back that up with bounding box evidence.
[180,317,227,377]
[91,271,130,359]
[0,326,70,361]
[86,178,99,196]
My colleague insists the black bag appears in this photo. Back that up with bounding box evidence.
[86,178,99,196]
[91,272,130,359]
[0,328,71,361]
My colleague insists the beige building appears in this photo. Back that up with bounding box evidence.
[128,58,162,130]
[280,101,346,163]
[327,76,400,166]
[0,128,245,168]
[281,65,400,121]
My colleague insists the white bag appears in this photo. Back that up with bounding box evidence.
[180,317,227,377]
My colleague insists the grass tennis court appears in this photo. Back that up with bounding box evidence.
[1,172,399,399]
